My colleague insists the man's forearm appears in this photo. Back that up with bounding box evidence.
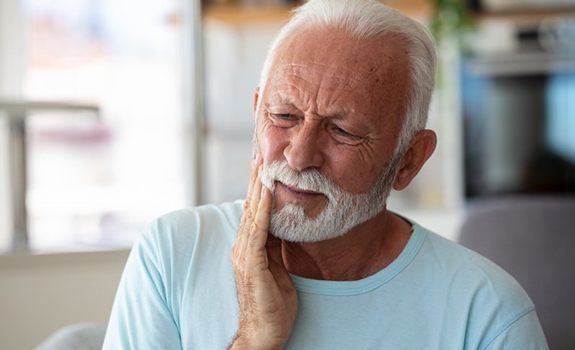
[227,332,285,350]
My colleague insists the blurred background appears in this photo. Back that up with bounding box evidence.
[0,0,574,348]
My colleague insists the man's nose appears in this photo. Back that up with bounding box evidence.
[283,123,324,172]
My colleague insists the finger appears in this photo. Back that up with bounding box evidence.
[235,203,254,265]
[253,148,262,166]
[247,185,273,252]
[249,166,263,215]
[236,166,264,262]
[238,165,257,256]
[245,161,259,202]
[235,200,257,260]
[256,185,272,233]
[233,159,264,270]
[245,147,262,198]
[240,162,261,236]
[234,215,248,252]
[236,198,253,248]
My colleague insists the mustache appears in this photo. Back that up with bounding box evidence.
[260,161,342,201]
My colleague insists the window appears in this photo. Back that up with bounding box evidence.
[15,0,187,251]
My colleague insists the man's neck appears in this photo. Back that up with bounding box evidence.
[280,210,413,281]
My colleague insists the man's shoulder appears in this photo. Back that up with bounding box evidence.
[139,200,243,254]
[153,200,243,233]
[420,224,532,301]
[402,224,545,349]
[416,224,536,332]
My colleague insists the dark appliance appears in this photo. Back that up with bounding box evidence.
[461,15,575,198]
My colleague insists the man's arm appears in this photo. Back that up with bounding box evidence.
[229,158,298,349]
[483,309,549,350]
[102,223,182,349]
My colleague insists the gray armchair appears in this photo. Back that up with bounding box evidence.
[36,323,106,350]
[458,196,575,350]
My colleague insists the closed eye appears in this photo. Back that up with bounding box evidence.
[269,113,300,127]
[329,124,363,144]
[331,125,353,136]
[276,114,298,121]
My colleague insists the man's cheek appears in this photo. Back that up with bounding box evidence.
[257,130,276,166]
[259,128,289,168]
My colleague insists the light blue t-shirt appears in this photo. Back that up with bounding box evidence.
[103,201,549,349]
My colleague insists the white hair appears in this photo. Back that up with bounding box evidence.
[257,0,437,153]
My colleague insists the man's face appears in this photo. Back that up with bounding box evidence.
[256,26,411,240]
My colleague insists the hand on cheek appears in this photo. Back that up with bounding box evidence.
[229,154,298,350]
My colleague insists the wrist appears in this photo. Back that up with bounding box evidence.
[229,332,285,350]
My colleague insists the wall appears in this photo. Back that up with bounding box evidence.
[0,0,24,250]
[0,0,24,96]
[0,249,129,350]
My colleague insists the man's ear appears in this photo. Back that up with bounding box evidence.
[253,87,260,113]
[393,129,437,191]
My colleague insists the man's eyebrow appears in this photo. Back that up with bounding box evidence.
[264,96,299,110]
[324,107,371,122]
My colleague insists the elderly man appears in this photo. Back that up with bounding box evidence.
[103,0,549,349]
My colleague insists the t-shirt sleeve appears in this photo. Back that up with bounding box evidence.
[103,220,182,350]
[482,309,549,350]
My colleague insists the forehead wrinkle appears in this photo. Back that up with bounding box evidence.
[269,84,355,122]
[314,71,378,125]
[267,71,378,130]
[277,62,364,88]
[266,82,315,113]
[275,68,364,117]
[266,36,407,128]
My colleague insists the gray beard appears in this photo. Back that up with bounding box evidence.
[259,155,402,243]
